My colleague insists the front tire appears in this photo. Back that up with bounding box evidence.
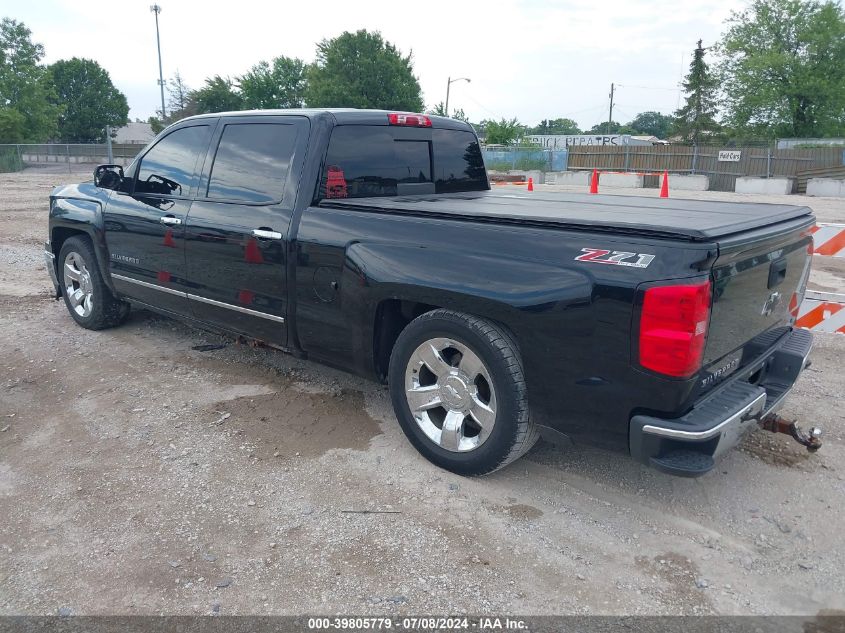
[58,236,130,330]
[388,309,538,476]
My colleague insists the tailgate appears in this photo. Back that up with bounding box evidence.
[701,216,814,388]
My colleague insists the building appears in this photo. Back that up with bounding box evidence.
[525,134,662,149]
[777,138,845,149]
[113,122,155,145]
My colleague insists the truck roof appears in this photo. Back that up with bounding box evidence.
[322,191,814,241]
[182,108,474,130]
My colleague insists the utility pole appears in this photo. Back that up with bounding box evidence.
[105,126,113,163]
[150,4,166,120]
[606,83,615,135]
[445,76,470,118]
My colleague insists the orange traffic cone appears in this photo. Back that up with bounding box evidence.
[527,177,534,192]
[244,237,264,264]
[660,170,669,198]
[589,169,599,194]
[163,229,176,248]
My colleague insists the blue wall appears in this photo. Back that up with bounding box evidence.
[482,148,568,171]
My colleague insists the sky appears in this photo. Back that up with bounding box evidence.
[7,0,744,129]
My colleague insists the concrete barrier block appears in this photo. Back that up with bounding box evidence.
[544,171,589,186]
[669,175,709,191]
[807,178,845,197]
[735,177,795,195]
[507,169,544,184]
[600,173,643,188]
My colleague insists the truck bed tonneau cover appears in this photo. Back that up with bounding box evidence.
[321,191,813,241]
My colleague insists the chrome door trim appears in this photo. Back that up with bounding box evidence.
[187,293,286,323]
[112,273,187,297]
[160,216,183,226]
[111,274,286,324]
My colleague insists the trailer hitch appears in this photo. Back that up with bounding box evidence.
[760,413,822,452]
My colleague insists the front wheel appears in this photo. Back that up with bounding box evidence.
[388,309,538,476]
[58,236,130,330]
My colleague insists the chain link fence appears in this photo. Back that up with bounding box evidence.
[0,143,144,173]
[566,144,845,192]
[482,147,568,172]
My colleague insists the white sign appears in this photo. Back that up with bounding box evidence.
[718,150,742,162]
[525,134,652,150]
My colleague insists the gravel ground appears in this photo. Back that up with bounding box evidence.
[1,166,844,616]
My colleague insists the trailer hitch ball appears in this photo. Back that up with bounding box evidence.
[760,414,823,452]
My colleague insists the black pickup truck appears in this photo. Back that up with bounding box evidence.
[45,109,816,477]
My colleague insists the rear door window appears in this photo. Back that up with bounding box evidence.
[206,123,300,204]
[321,126,487,199]
[135,125,211,197]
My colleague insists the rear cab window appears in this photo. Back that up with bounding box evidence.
[320,125,487,200]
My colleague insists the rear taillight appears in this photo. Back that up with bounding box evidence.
[388,113,432,127]
[639,280,712,378]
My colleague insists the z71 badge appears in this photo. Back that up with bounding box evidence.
[574,248,655,268]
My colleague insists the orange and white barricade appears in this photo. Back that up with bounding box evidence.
[796,291,845,334]
[811,223,845,258]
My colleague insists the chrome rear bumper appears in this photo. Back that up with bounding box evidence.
[629,327,813,477]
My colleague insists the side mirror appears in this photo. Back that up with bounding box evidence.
[94,164,125,190]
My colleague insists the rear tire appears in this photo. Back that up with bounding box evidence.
[58,236,130,330]
[388,309,538,476]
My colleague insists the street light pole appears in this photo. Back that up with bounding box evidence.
[444,76,470,117]
[150,4,166,120]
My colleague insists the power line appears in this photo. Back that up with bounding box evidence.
[616,83,680,91]
[460,90,503,120]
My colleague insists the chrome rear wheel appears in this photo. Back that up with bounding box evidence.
[404,337,497,453]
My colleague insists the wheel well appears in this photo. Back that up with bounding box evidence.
[51,227,89,257]
[373,299,440,382]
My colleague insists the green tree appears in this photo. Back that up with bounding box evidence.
[148,115,165,135]
[451,108,469,123]
[164,70,197,124]
[167,70,191,112]
[428,102,448,116]
[239,56,307,109]
[190,75,243,114]
[718,0,845,138]
[530,118,581,134]
[0,106,24,142]
[627,111,673,138]
[585,121,623,134]
[48,57,128,142]
[0,18,60,142]
[305,30,424,111]
[147,71,198,133]
[483,118,522,145]
[427,102,469,121]
[673,40,721,142]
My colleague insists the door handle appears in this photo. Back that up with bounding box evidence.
[252,228,283,240]
[160,215,182,226]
